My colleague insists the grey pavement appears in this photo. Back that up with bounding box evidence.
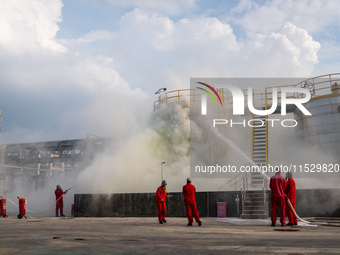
[0,216,339,254]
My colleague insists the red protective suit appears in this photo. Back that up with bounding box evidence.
[182,183,200,223]
[269,173,287,225]
[55,188,65,217]
[156,186,167,222]
[285,177,297,225]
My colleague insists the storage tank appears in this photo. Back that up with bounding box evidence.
[294,74,340,160]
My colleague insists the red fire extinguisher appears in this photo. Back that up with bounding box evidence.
[17,196,27,219]
[0,196,8,217]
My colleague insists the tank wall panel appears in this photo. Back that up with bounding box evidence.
[294,96,340,158]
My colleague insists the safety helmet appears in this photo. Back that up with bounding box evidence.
[187,177,192,183]
[286,171,293,179]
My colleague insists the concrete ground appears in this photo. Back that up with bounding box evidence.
[0,217,339,255]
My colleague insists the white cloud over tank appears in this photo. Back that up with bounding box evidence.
[0,0,66,52]
[106,0,197,15]
[241,22,320,76]
[0,1,151,143]
[234,0,340,34]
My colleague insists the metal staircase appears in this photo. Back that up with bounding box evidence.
[240,114,269,219]
[241,190,268,219]
[251,114,267,188]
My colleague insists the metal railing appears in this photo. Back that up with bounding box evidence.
[262,175,269,216]
[154,89,200,110]
[154,73,340,111]
[296,73,340,99]
[240,173,251,212]
[264,73,340,109]
[217,171,244,191]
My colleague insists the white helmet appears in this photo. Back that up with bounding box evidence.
[286,172,293,179]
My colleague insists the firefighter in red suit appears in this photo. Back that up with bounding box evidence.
[285,171,297,226]
[55,185,67,217]
[156,180,169,224]
[182,178,202,226]
[269,168,287,226]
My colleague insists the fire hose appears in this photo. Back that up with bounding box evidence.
[0,182,79,217]
[65,183,79,192]
[286,198,310,224]
[25,183,79,215]
[261,173,311,225]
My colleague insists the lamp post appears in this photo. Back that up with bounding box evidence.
[161,161,166,181]
[155,88,167,94]
[235,194,240,218]
[154,88,167,111]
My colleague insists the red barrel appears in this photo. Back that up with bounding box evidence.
[0,197,7,217]
[17,196,27,219]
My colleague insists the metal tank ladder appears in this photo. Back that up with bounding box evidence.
[241,114,268,219]
[251,114,267,188]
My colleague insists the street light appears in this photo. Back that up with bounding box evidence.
[155,88,167,94]
[154,88,167,111]
[161,161,166,181]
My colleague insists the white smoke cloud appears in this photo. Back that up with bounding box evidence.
[77,102,192,193]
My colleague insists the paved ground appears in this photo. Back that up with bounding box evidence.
[0,216,339,254]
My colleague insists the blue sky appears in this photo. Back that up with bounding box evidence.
[57,0,238,39]
[0,0,340,144]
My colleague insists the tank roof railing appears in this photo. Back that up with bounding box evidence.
[154,73,340,110]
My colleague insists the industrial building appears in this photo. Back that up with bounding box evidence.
[0,134,105,195]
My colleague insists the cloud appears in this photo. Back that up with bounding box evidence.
[240,22,320,76]
[233,0,340,35]
[105,0,198,16]
[64,8,321,93]
[0,0,150,144]
[0,0,65,53]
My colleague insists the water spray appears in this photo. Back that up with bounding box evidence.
[210,126,270,179]
[161,161,166,181]
[65,183,79,192]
